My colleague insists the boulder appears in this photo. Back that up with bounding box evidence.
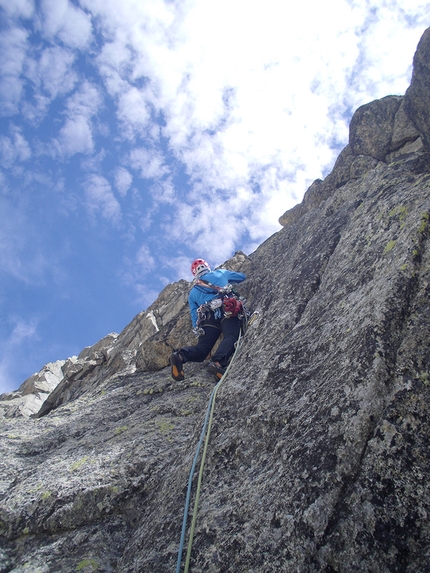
[404,27,430,149]
[349,95,402,160]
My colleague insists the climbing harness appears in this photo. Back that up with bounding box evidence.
[175,310,260,573]
[196,298,223,327]
[194,279,249,329]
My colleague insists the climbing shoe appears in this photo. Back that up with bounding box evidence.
[170,351,184,381]
[207,361,225,380]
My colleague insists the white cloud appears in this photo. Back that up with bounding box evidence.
[117,87,152,139]
[0,0,34,19]
[83,174,122,225]
[8,317,38,346]
[0,127,31,169]
[95,41,133,97]
[0,26,29,116]
[150,179,175,204]
[120,242,159,307]
[39,0,92,49]
[37,46,78,99]
[58,115,93,156]
[64,80,102,117]
[21,46,79,123]
[136,244,155,270]
[129,147,168,179]
[114,167,133,196]
[158,1,425,248]
[55,81,103,157]
[80,0,373,253]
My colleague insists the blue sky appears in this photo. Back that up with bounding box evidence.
[0,0,429,394]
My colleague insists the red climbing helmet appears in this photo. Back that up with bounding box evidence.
[191,258,211,277]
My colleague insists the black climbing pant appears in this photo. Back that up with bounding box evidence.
[180,313,241,368]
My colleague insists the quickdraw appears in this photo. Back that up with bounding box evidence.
[196,303,212,326]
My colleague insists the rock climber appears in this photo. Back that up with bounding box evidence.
[170,258,246,381]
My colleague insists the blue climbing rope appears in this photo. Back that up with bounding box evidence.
[175,330,244,573]
[175,383,218,573]
[175,311,259,572]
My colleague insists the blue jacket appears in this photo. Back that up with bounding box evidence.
[188,268,246,327]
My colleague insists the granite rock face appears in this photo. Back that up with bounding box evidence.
[1,28,430,573]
